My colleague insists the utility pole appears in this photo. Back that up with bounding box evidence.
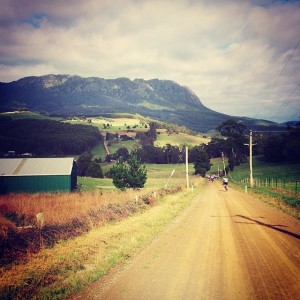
[244,129,287,188]
[245,130,255,187]
[221,152,226,175]
[186,146,189,188]
[249,130,254,187]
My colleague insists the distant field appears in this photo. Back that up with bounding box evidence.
[208,156,300,182]
[67,116,147,132]
[0,111,61,121]
[91,143,106,159]
[2,111,212,164]
[155,131,210,147]
[107,140,139,154]
[209,157,228,174]
[78,162,199,191]
[230,157,300,182]
[77,177,115,191]
[80,158,300,192]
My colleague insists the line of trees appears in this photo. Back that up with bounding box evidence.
[262,123,300,163]
[0,117,101,156]
[205,120,248,171]
[204,119,300,170]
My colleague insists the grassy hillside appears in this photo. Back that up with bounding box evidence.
[230,157,300,182]
[0,111,62,121]
[66,115,148,132]
[222,157,300,214]
[155,130,210,147]
[1,111,210,160]
[66,114,211,159]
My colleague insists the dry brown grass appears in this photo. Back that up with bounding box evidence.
[0,189,150,226]
[1,188,180,267]
[0,187,196,299]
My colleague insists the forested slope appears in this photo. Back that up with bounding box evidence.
[0,118,101,156]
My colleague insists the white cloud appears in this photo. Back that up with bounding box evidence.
[0,0,299,122]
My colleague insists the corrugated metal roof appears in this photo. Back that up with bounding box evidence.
[0,158,75,176]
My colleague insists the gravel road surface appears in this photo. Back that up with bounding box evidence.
[71,182,300,299]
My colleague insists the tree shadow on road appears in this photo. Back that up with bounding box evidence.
[235,215,300,240]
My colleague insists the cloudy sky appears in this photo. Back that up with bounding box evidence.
[0,0,299,122]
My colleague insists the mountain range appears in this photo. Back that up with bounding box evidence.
[0,74,280,132]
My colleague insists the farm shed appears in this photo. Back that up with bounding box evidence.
[0,158,77,194]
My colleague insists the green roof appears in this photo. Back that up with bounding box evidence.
[0,158,75,176]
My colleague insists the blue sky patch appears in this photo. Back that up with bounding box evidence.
[24,14,48,28]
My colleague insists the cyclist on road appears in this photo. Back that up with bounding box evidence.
[223,177,229,191]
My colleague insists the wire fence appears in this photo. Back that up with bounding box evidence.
[241,178,300,195]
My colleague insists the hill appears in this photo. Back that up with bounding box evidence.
[0,117,101,156]
[0,74,282,132]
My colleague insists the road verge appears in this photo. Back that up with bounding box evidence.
[0,186,201,299]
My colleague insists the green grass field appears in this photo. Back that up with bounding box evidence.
[0,111,61,121]
[107,140,139,154]
[226,157,300,211]
[155,131,210,147]
[230,157,300,182]
[2,111,210,160]
[208,157,228,175]
[66,116,147,132]
[78,162,198,191]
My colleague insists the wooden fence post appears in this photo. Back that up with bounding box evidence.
[36,212,44,248]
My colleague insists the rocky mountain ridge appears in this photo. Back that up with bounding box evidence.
[0,74,278,132]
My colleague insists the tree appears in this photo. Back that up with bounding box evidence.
[216,119,248,170]
[77,151,93,176]
[86,161,104,178]
[113,147,130,161]
[137,122,157,146]
[263,135,285,162]
[203,137,225,159]
[111,157,129,190]
[216,119,246,139]
[262,122,300,163]
[77,152,105,178]
[136,145,165,163]
[193,148,211,177]
[126,155,147,189]
[163,144,181,164]
[147,122,157,141]
[111,155,147,190]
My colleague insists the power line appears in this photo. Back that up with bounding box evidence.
[164,152,184,188]
[253,130,288,133]
[254,39,300,120]
[289,111,300,122]
[269,82,300,122]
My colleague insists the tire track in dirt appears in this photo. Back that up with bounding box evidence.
[70,182,300,300]
[222,186,300,299]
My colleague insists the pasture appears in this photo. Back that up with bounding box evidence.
[66,116,147,132]
[0,111,61,121]
[227,157,300,211]
[155,131,210,147]
[79,162,199,191]
[230,157,300,182]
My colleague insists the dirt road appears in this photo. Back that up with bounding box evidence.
[72,182,300,299]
